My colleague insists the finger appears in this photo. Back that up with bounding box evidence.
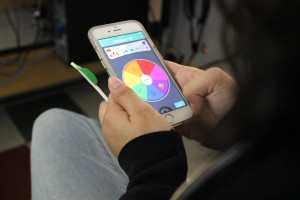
[181,76,209,114]
[106,94,129,117]
[165,60,202,87]
[183,76,208,97]
[164,60,184,76]
[108,77,145,115]
[101,95,130,128]
[99,100,108,125]
[188,96,205,114]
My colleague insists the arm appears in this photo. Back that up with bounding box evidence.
[118,131,187,200]
[99,77,187,199]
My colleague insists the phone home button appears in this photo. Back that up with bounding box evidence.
[165,114,174,124]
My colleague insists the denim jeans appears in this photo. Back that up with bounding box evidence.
[31,108,128,200]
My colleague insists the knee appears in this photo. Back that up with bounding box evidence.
[31,108,74,149]
[33,108,69,133]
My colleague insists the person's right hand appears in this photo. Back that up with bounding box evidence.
[165,60,238,141]
[99,77,172,157]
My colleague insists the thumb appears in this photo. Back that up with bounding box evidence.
[108,77,144,114]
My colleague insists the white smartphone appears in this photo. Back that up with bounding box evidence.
[88,20,193,126]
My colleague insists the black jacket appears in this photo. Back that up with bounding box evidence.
[118,130,299,200]
[118,96,300,200]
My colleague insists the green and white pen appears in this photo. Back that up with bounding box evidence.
[70,62,108,101]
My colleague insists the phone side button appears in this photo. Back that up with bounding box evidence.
[165,114,174,124]
[100,60,106,69]
[107,68,114,77]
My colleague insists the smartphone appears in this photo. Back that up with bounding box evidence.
[88,20,193,126]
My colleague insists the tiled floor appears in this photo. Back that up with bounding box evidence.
[0,79,219,177]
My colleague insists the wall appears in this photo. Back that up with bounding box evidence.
[159,0,235,74]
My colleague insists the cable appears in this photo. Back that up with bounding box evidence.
[0,1,45,67]
[199,21,246,82]
[0,2,48,82]
[183,0,211,65]
[0,8,24,66]
[0,1,54,88]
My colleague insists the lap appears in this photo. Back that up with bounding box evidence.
[31,108,128,200]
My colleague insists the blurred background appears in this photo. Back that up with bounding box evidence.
[0,0,234,199]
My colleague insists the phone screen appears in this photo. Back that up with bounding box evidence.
[98,31,188,114]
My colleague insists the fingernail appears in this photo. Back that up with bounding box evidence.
[108,77,123,89]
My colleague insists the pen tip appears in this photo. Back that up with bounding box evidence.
[70,62,81,70]
[70,62,76,67]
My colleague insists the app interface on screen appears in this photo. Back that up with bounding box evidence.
[98,31,187,114]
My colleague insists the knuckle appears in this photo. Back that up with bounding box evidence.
[207,67,223,75]
[136,103,151,113]
[115,86,135,100]
[206,67,226,82]
[102,112,113,127]
[99,101,106,110]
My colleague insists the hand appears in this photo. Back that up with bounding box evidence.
[99,77,172,157]
[165,60,238,140]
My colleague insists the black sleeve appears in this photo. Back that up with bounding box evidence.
[118,130,187,200]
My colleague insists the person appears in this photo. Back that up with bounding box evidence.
[31,0,300,199]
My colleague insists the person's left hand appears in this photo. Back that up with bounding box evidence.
[99,77,172,157]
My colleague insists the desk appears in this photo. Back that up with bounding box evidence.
[0,47,105,101]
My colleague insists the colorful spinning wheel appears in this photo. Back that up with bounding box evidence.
[122,59,170,101]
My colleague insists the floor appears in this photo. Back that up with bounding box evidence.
[0,79,105,151]
[0,74,220,199]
